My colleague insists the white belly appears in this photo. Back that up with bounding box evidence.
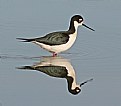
[32,32,77,53]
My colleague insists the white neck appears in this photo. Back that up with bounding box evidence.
[74,21,83,33]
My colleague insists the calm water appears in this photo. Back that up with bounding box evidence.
[0,0,121,106]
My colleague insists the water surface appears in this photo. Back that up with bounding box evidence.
[0,0,121,106]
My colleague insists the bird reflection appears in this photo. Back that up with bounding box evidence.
[17,56,93,95]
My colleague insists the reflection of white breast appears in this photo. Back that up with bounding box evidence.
[41,57,74,73]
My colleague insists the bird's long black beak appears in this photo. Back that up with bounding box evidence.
[82,23,95,31]
[80,78,93,87]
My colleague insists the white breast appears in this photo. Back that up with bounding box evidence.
[44,57,79,90]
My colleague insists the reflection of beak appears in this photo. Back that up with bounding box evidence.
[80,78,93,87]
[82,23,95,31]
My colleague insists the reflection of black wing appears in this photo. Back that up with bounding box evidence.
[18,65,68,78]
[35,32,69,46]
[36,66,68,78]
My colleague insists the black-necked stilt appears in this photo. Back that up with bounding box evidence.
[17,56,93,95]
[17,15,95,56]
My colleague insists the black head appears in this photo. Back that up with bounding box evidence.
[71,15,84,24]
[68,15,84,33]
[68,78,93,95]
[67,76,81,95]
[69,87,81,95]
[70,15,95,31]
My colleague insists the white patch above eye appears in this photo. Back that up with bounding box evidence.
[76,89,80,92]
[79,19,83,22]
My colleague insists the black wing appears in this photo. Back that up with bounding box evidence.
[35,32,69,46]
[17,65,68,78]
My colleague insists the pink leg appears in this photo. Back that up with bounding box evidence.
[53,53,57,57]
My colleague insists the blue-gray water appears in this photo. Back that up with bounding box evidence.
[0,0,121,106]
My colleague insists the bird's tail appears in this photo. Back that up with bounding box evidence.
[16,38,34,42]
[16,66,34,70]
